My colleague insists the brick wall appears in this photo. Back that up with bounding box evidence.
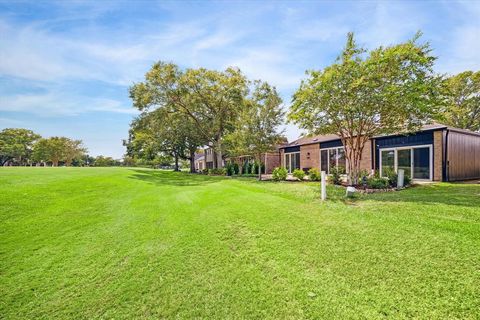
[433,130,443,181]
[359,139,373,173]
[264,152,280,173]
[300,144,320,171]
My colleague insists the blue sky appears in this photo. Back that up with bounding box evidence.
[1,1,479,158]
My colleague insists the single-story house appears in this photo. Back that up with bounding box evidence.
[279,124,480,182]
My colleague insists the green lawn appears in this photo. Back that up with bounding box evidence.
[1,168,479,319]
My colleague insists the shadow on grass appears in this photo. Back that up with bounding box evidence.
[128,169,222,187]
[365,183,480,208]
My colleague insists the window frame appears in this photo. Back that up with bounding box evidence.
[319,146,347,174]
[379,144,433,181]
[284,152,300,173]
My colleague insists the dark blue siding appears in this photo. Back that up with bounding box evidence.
[320,139,343,149]
[375,131,434,169]
[284,146,300,153]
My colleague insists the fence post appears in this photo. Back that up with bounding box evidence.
[321,171,327,201]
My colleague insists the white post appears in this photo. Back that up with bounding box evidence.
[397,169,404,188]
[321,171,327,201]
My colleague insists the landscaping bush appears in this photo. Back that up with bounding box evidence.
[328,167,343,185]
[233,163,239,175]
[308,168,321,181]
[404,174,411,186]
[272,167,288,181]
[201,168,209,175]
[292,169,306,181]
[384,168,398,187]
[225,162,235,176]
[208,168,226,175]
[366,176,389,189]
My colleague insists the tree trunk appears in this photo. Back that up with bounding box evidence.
[189,149,196,173]
[174,152,179,171]
[257,154,262,181]
[216,140,223,169]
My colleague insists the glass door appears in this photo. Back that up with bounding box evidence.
[413,147,430,179]
[397,149,412,178]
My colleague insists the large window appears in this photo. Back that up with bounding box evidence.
[320,147,346,174]
[379,145,432,180]
[284,152,300,173]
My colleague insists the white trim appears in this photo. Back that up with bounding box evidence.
[379,144,433,181]
[284,152,300,173]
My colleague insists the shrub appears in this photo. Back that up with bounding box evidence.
[366,176,389,189]
[328,167,343,185]
[272,167,288,181]
[308,168,321,181]
[292,169,306,181]
[201,168,209,175]
[384,168,398,187]
[208,168,226,175]
[404,174,411,186]
[233,163,239,175]
[225,162,235,176]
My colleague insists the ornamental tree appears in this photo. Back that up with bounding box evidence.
[289,32,442,185]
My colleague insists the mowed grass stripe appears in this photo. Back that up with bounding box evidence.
[1,168,479,319]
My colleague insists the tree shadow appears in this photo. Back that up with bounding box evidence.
[128,169,222,187]
[365,183,480,208]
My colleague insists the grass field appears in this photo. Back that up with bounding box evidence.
[1,168,479,319]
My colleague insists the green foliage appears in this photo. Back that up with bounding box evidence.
[224,81,285,171]
[33,136,86,167]
[0,128,41,165]
[208,168,226,176]
[436,71,480,131]
[292,169,306,181]
[289,32,442,185]
[233,163,240,175]
[328,167,344,185]
[272,167,288,181]
[130,62,249,169]
[93,156,119,167]
[201,168,209,175]
[366,176,389,189]
[384,168,398,188]
[308,168,321,181]
[225,162,235,176]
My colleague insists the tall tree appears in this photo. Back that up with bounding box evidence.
[436,71,480,131]
[32,137,85,166]
[0,128,41,166]
[129,62,248,168]
[64,139,87,166]
[289,32,441,185]
[226,81,284,180]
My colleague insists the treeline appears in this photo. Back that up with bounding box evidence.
[0,128,123,167]
[0,129,86,166]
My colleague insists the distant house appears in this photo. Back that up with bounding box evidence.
[279,124,480,182]
[194,153,206,172]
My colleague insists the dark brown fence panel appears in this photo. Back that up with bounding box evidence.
[447,131,480,181]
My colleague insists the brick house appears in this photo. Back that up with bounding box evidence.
[279,124,480,182]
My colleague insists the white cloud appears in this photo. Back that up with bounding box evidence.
[0,92,137,116]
